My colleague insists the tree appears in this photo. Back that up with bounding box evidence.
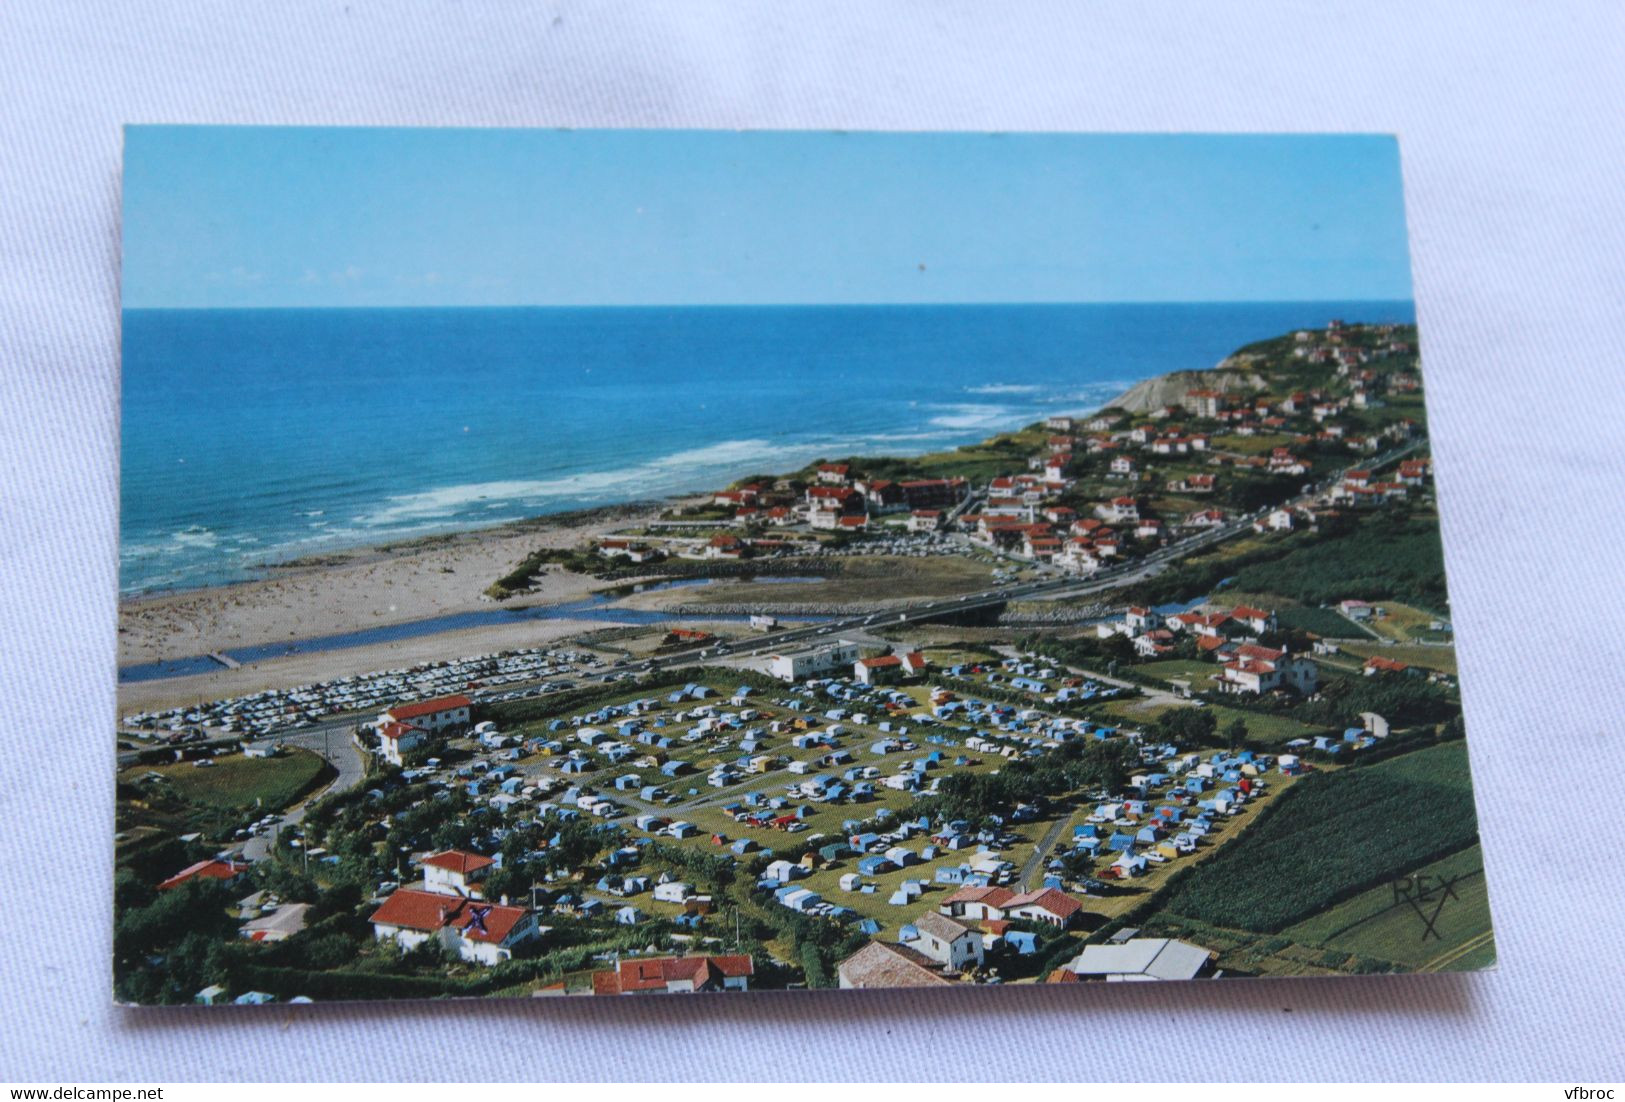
[483,865,533,906]
[1155,707,1218,748]
[1225,716,1250,753]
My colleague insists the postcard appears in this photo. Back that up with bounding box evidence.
[116,127,1492,1004]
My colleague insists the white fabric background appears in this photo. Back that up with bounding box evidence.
[2,0,1622,1083]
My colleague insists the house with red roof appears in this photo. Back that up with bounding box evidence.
[1095,496,1140,524]
[596,538,663,563]
[1398,459,1432,485]
[421,849,494,899]
[937,885,1085,929]
[853,651,927,686]
[378,694,472,734]
[590,954,754,995]
[377,720,428,766]
[1363,655,1412,677]
[1215,644,1319,695]
[1227,605,1278,634]
[1000,887,1086,929]
[938,885,1015,922]
[703,533,747,559]
[807,485,865,529]
[1057,537,1101,576]
[158,858,249,892]
[908,509,943,533]
[369,888,538,966]
[1134,629,1177,658]
[1168,473,1216,494]
[1023,531,1062,561]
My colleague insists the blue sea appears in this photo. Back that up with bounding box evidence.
[120,301,1414,594]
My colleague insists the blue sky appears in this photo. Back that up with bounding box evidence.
[122,128,1414,308]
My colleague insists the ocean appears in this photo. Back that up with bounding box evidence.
[120,301,1414,594]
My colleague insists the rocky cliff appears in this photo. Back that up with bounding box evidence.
[1108,366,1269,413]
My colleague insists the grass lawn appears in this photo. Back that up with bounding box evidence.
[121,747,334,812]
[1096,697,1183,724]
[1132,659,1218,688]
[1364,601,1451,642]
[1276,605,1371,638]
[1210,433,1298,456]
[919,644,1004,668]
[1281,843,1494,971]
[1203,703,1334,746]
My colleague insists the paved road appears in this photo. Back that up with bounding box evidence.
[1017,812,1075,892]
[241,720,367,861]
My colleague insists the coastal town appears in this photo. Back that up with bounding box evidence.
[116,319,1490,1004]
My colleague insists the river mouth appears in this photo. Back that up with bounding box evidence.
[117,575,830,684]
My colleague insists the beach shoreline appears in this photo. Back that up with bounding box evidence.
[117,499,683,668]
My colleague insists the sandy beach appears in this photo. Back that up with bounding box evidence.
[117,503,670,667]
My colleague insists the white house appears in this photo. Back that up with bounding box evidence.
[369,890,538,966]
[911,911,984,972]
[421,849,494,898]
[1095,496,1140,524]
[938,885,1014,922]
[378,694,472,734]
[1215,645,1319,695]
[376,721,427,766]
[1227,605,1278,634]
[1000,888,1085,928]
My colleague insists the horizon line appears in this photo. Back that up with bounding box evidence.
[123,297,1417,312]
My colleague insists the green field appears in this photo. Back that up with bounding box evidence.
[1133,659,1217,688]
[1275,604,1370,637]
[1283,844,1494,971]
[1160,741,1481,932]
[121,747,334,812]
[1203,703,1334,746]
